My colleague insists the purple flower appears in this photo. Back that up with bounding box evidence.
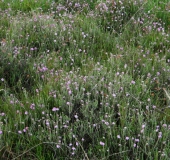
[162,124,167,128]
[52,107,59,112]
[74,115,78,119]
[112,93,116,97]
[68,90,72,95]
[72,147,76,151]
[56,144,60,148]
[100,141,105,146]
[30,103,35,110]
[158,132,162,138]
[117,135,121,139]
[126,137,129,140]
[153,105,156,109]
[131,80,135,84]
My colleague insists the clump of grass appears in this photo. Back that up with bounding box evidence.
[4,13,61,58]
[0,59,38,96]
[0,0,170,159]
[0,0,53,14]
[0,14,10,40]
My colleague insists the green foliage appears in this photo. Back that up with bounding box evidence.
[144,0,170,31]
[0,0,53,13]
[0,0,170,159]
[0,15,10,40]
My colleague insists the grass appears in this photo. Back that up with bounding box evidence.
[0,0,170,159]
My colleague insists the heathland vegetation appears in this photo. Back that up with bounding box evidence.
[0,0,170,159]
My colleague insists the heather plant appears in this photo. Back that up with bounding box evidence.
[0,0,170,159]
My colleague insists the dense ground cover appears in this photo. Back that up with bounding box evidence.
[0,0,170,159]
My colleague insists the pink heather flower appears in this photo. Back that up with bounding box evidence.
[112,93,116,97]
[23,127,28,132]
[162,124,167,128]
[75,3,80,8]
[41,67,48,72]
[105,121,109,126]
[68,90,72,95]
[158,132,162,138]
[158,135,162,139]
[153,105,156,109]
[116,72,120,76]
[117,135,121,139]
[66,102,70,105]
[69,143,72,146]
[30,103,35,110]
[131,80,135,84]
[1,112,5,116]
[23,128,27,132]
[0,130,2,134]
[63,125,68,128]
[72,147,76,151]
[126,137,129,140]
[54,125,58,128]
[157,72,160,76]
[100,141,105,146]
[46,122,50,126]
[112,122,115,125]
[18,130,22,134]
[56,144,60,148]
[52,107,59,111]
[10,100,14,104]
[142,124,146,128]
[74,115,78,119]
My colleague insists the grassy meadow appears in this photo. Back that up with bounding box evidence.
[0,0,170,159]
